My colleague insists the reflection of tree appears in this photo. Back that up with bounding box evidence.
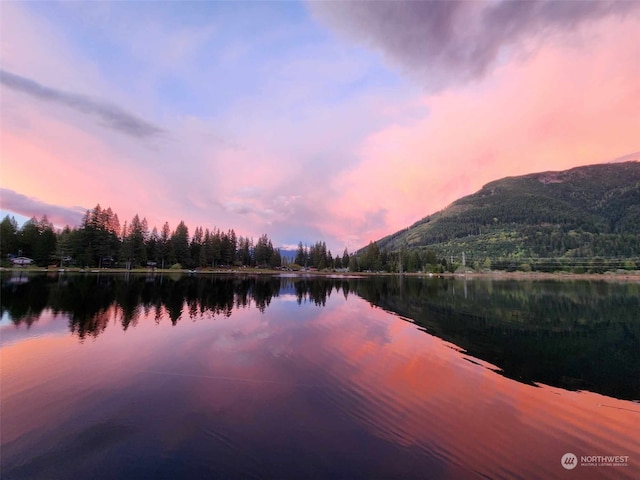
[293,278,336,306]
[5,273,635,400]
[1,273,340,336]
[252,279,280,312]
[70,307,111,340]
[1,275,50,327]
[164,282,185,325]
[57,276,117,340]
[354,277,640,401]
[340,280,350,300]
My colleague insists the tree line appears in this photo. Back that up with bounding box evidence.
[0,204,353,269]
[4,203,635,273]
[349,240,640,274]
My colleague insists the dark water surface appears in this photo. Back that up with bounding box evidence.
[1,273,639,479]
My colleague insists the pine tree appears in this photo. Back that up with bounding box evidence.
[172,221,190,267]
[295,242,306,266]
[0,215,19,258]
[158,222,171,268]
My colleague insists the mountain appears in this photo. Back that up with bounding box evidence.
[279,249,297,261]
[374,161,640,269]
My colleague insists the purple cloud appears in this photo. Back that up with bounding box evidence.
[0,189,87,228]
[0,69,166,139]
[310,0,639,90]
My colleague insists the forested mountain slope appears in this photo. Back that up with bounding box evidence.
[376,161,640,262]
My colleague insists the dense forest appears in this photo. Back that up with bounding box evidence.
[355,161,640,273]
[0,204,350,270]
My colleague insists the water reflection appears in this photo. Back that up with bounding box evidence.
[2,273,638,400]
[1,273,638,479]
[356,276,640,401]
[1,274,341,339]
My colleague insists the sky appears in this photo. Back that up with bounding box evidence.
[1,1,639,253]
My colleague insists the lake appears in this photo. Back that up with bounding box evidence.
[1,272,639,479]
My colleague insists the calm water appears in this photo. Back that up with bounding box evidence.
[1,273,639,479]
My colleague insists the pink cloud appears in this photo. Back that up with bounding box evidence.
[2,3,638,253]
[326,16,640,247]
[1,101,157,220]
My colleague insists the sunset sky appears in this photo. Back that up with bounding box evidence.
[1,1,639,252]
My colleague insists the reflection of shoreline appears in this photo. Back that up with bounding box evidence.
[3,274,638,401]
[354,279,640,401]
[2,266,640,282]
[430,271,640,282]
[3,290,638,480]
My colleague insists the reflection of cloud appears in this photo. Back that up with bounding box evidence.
[0,70,166,139]
[3,285,637,479]
[286,295,640,479]
[0,188,86,227]
[0,310,73,347]
[311,0,640,90]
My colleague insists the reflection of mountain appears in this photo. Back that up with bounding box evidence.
[2,273,638,400]
[354,277,640,401]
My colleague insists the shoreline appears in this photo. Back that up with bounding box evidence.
[2,266,640,281]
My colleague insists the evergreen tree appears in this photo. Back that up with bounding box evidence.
[158,222,172,268]
[125,215,148,266]
[19,217,41,259]
[75,205,120,266]
[172,221,190,267]
[348,254,359,272]
[35,216,57,265]
[254,234,272,267]
[147,227,159,264]
[237,236,252,266]
[190,226,203,267]
[15,216,57,266]
[56,226,77,267]
[211,228,222,266]
[270,248,282,268]
[228,229,237,264]
[220,230,234,266]
[295,242,306,266]
[0,215,19,258]
[342,248,349,268]
[203,229,214,267]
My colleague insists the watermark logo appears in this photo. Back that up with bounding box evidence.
[561,453,630,469]
[561,453,578,470]
[580,455,629,467]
